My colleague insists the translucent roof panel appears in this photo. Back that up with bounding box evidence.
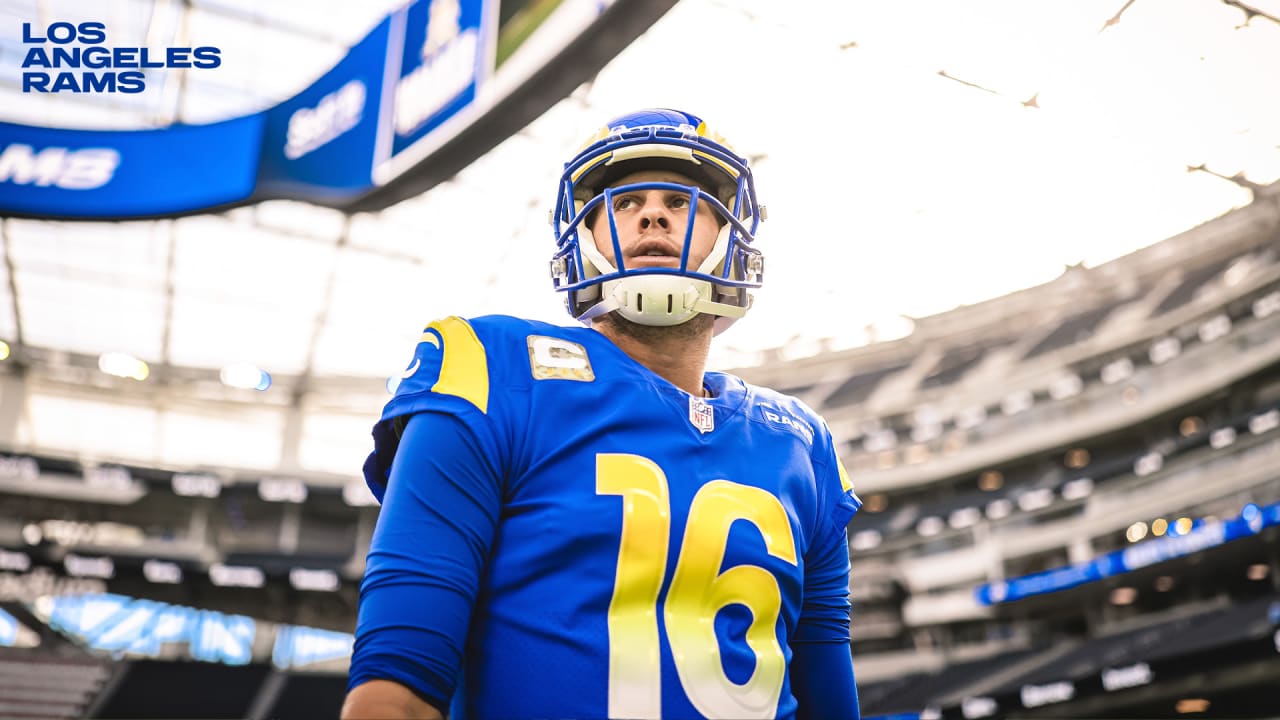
[158,406,283,470]
[298,411,376,476]
[27,393,161,462]
[310,248,434,378]
[8,221,170,360]
[167,216,336,372]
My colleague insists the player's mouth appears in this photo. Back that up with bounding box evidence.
[625,240,683,267]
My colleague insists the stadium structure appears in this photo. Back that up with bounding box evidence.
[1,185,1276,718]
[2,0,1280,719]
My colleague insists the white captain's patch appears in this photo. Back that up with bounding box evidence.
[759,406,814,444]
[527,335,594,381]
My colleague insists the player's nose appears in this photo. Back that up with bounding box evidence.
[637,193,671,230]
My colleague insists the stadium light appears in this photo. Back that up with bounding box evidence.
[1016,488,1054,512]
[289,568,340,592]
[1100,357,1134,384]
[1253,290,1280,319]
[0,549,30,571]
[1134,451,1163,477]
[1209,427,1237,449]
[172,473,222,498]
[1048,373,1083,400]
[1175,698,1210,714]
[220,363,272,391]
[1248,409,1279,435]
[1179,416,1204,437]
[1173,517,1193,535]
[916,516,944,537]
[258,477,308,503]
[1151,518,1169,537]
[978,470,1004,491]
[1001,389,1033,416]
[64,553,114,579]
[0,340,9,360]
[1109,587,1137,605]
[1246,563,1269,581]
[143,559,183,584]
[985,498,1013,520]
[1148,337,1182,365]
[98,351,149,381]
[1064,448,1090,469]
[1125,521,1148,543]
[1061,477,1093,501]
[949,507,981,529]
[1197,314,1231,343]
[209,563,265,588]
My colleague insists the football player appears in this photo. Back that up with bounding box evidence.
[343,108,862,720]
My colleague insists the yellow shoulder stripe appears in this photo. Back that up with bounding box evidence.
[426,316,489,414]
[836,458,854,494]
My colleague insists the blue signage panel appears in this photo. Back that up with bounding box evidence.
[0,0,501,219]
[388,0,491,159]
[0,116,263,218]
[976,501,1280,605]
[255,16,394,201]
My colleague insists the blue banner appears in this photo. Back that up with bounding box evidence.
[255,16,394,201]
[0,116,263,218]
[976,501,1280,605]
[386,0,493,163]
[0,0,495,219]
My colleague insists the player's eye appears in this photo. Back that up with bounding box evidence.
[613,195,640,211]
[668,195,690,210]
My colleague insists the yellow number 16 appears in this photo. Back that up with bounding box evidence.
[596,453,798,719]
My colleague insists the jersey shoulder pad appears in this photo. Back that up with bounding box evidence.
[391,315,508,415]
[390,315,579,417]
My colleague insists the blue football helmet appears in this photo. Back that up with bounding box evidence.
[550,108,765,334]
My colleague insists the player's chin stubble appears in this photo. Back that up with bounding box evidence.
[597,312,716,345]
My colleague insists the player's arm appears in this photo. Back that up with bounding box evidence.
[790,519,860,720]
[342,678,443,719]
[792,450,863,720]
[344,410,505,718]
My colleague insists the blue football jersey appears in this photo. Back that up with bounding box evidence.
[355,315,861,719]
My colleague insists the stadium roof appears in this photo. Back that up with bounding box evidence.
[2,0,1279,382]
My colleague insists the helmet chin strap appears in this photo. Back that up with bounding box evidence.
[576,274,749,327]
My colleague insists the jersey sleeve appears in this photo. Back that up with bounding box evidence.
[793,420,861,644]
[348,410,504,712]
[351,316,515,709]
[362,315,502,502]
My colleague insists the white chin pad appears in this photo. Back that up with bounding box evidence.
[606,274,708,326]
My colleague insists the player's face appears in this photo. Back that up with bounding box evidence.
[590,170,721,272]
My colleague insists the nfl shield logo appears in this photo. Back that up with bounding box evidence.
[689,396,714,434]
